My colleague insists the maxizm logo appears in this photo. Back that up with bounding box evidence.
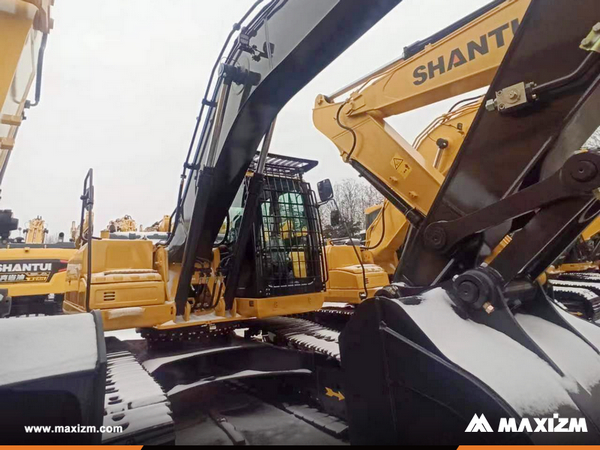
[465,414,588,433]
[413,18,520,86]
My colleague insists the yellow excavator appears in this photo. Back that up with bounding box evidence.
[314,0,530,283]
[5,0,600,445]
[144,215,171,233]
[314,0,600,321]
[106,215,138,233]
[23,215,47,244]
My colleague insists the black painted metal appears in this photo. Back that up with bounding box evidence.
[398,0,600,287]
[168,0,402,307]
[223,173,266,310]
[403,0,507,59]
[340,296,530,445]
[423,151,600,255]
[341,288,600,444]
[174,167,214,314]
[0,210,18,241]
[150,340,315,394]
[351,160,424,226]
[79,169,94,312]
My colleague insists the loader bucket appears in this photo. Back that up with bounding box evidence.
[340,287,600,445]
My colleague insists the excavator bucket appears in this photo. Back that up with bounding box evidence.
[341,0,600,444]
[341,287,600,444]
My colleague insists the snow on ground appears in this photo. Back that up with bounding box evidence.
[400,288,577,416]
[516,313,600,394]
[322,302,350,308]
[104,328,142,341]
[143,345,246,373]
[106,307,144,319]
[0,314,98,386]
[168,368,311,396]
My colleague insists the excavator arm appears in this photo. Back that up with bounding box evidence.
[314,0,529,276]
[314,0,530,223]
[166,0,402,314]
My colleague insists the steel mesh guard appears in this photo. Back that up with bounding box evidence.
[250,170,326,297]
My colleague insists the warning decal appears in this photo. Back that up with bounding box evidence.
[390,154,412,179]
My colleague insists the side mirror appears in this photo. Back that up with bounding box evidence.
[317,179,334,203]
[330,210,341,227]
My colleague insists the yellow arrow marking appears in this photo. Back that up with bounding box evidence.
[325,387,345,401]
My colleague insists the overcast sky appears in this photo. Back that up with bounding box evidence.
[4,0,489,236]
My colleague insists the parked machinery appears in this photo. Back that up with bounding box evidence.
[5,0,600,445]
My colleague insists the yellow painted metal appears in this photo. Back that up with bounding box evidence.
[365,201,409,275]
[83,239,154,275]
[0,0,53,178]
[99,303,174,331]
[343,0,528,117]
[314,101,443,215]
[236,292,325,318]
[324,245,389,303]
[554,262,599,274]
[0,1,35,116]
[314,0,529,216]
[64,239,166,308]
[582,217,600,242]
[106,215,138,232]
[0,246,75,297]
[145,215,171,232]
[365,102,478,275]
[484,235,513,266]
[24,216,46,243]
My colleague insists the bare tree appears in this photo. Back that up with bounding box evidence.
[320,178,384,238]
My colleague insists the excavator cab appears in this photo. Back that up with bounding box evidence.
[230,153,326,299]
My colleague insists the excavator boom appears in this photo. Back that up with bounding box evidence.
[167,0,402,313]
[314,0,530,222]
